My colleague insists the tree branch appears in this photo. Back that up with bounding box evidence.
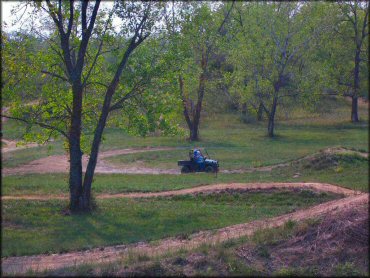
[108,87,144,112]
[41,70,68,82]
[2,115,69,139]
[217,0,235,34]
[82,7,114,88]
[66,0,74,37]
[76,0,101,75]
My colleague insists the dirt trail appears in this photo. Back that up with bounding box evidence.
[2,147,179,176]
[345,96,369,108]
[2,139,39,153]
[1,182,358,201]
[2,146,368,176]
[2,189,367,275]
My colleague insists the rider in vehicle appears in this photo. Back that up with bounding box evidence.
[193,149,205,170]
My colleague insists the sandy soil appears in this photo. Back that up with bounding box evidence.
[2,184,367,275]
[2,146,367,176]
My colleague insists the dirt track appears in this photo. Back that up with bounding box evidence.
[2,182,367,275]
[1,182,358,201]
[2,146,368,176]
[2,146,369,274]
[2,147,179,176]
[2,139,39,153]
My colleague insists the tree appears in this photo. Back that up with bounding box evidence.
[336,1,368,122]
[2,1,169,212]
[227,2,329,137]
[168,2,234,141]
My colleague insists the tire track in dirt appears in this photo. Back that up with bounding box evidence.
[2,146,368,176]
[1,182,357,201]
[2,190,367,275]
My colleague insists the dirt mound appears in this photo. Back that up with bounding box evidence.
[300,149,368,170]
[236,202,369,276]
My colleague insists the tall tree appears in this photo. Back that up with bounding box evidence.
[169,2,234,141]
[227,2,329,137]
[2,1,168,212]
[337,1,369,122]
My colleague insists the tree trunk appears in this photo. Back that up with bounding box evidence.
[82,90,112,210]
[69,83,84,211]
[179,75,194,140]
[190,72,206,141]
[82,42,138,210]
[351,96,359,122]
[267,95,278,138]
[190,50,208,142]
[190,125,199,141]
[241,102,247,116]
[351,49,361,122]
[257,102,264,121]
[179,71,205,142]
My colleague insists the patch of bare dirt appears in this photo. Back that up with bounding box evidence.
[236,202,369,276]
[345,96,369,108]
[1,185,367,275]
[1,182,357,201]
[2,147,180,176]
[1,107,9,123]
[1,139,39,153]
[2,146,367,176]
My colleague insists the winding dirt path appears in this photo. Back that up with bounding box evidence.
[2,183,367,275]
[2,146,368,176]
[1,139,39,153]
[1,182,358,201]
[2,147,179,176]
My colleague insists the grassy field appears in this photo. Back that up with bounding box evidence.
[1,96,368,263]
[2,97,368,170]
[2,152,368,196]
[35,207,368,277]
[2,189,340,257]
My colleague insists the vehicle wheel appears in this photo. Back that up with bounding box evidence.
[181,166,191,174]
[205,166,215,173]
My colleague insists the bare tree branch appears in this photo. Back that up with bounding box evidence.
[41,70,68,82]
[2,115,69,139]
[82,7,114,88]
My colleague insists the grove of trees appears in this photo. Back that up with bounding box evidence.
[2,1,368,212]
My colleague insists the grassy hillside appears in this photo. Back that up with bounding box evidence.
[2,189,340,257]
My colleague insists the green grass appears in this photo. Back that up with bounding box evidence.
[33,210,367,277]
[2,141,65,168]
[1,119,31,140]
[2,97,368,170]
[2,189,340,257]
[2,153,368,196]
